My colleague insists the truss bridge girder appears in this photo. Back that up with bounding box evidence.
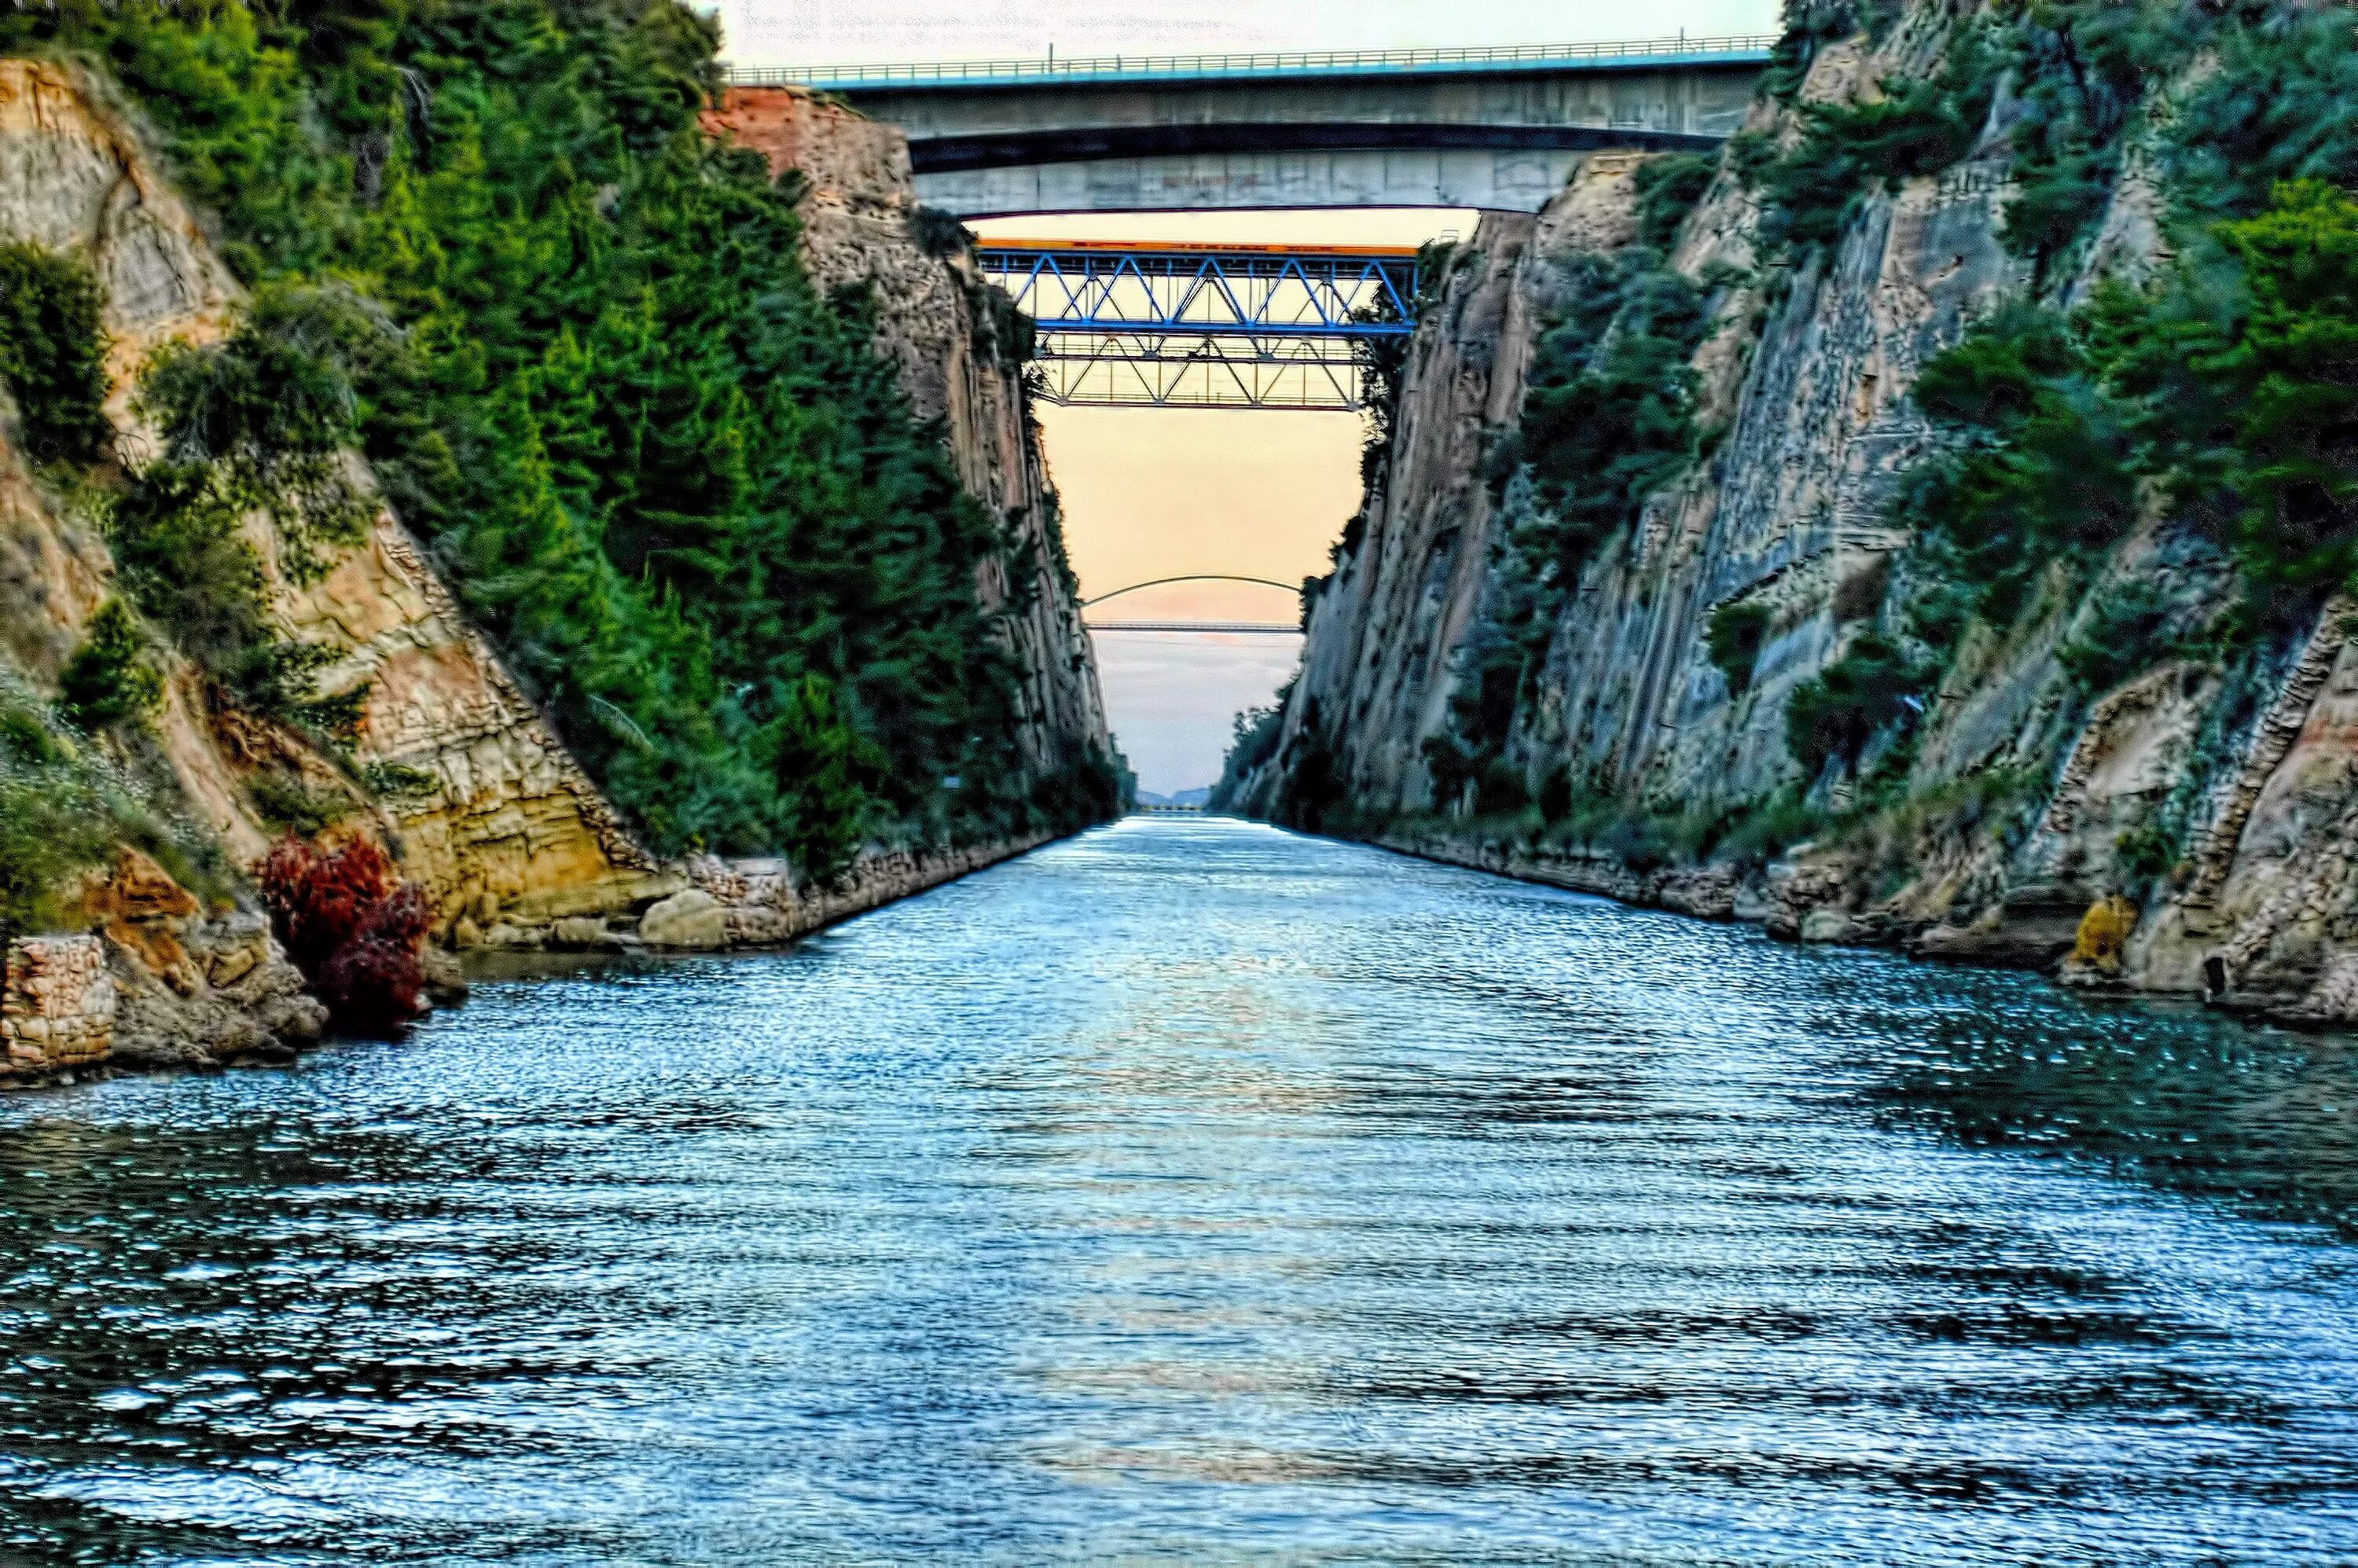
[979,244,1418,340]
[1027,330,1368,410]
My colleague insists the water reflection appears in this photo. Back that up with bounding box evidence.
[1,817,2354,1562]
[1868,988,2358,1236]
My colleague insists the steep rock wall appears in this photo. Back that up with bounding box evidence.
[1229,5,2358,1026]
[0,59,667,1072]
[0,59,663,928]
[706,86,1112,779]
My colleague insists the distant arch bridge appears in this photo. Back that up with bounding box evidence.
[723,34,1772,215]
[1082,575,1304,635]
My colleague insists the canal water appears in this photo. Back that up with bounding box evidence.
[2,816,2356,1563]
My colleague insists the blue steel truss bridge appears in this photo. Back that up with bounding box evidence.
[976,239,1420,411]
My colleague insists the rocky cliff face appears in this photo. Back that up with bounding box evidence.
[1226,3,2358,1026]
[707,86,1112,780]
[0,58,667,1070]
[0,63,1115,1079]
[0,60,663,915]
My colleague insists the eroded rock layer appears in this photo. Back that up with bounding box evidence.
[1225,3,2358,1025]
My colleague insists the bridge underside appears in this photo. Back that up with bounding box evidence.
[820,52,1761,215]
[1032,335,1368,410]
[924,144,1622,218]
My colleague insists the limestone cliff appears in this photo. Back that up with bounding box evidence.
[1225,2,2358,1025]
[706,86,1113,781]
[0,61,1118,1078]
[0,60,663,914]
[0,57,671,1071]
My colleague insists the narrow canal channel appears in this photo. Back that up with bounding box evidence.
[2,816,2354,1562]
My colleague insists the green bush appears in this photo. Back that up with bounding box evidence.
[1763,1,1907,103]
[1993,1,2179,272]
[1214,700,1286,806]
[2161,9,2358,226]
[246,770,351,835]
[1897,303,2137,631]
[1519,254,1710,574]
[0,243,112,465]
[106,457,361,737]
[2057,580,2178,695]
[1633,154,1715,253]
[1785,632,1927,778]
[2176,181,2358,599]
[136,284,384,581]
[0,681,134,938]
[57,600,165,732]
[1706,600,1774,692]
[909,206,970,258]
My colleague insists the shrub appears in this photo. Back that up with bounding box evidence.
[1706,600,1774,692]
[1994,1,2175,271]
[1897,303,2137,630]
[1221,702,1285,784]
[0,701,117,940]
[1712,786,1823,868]
[258,833,428,1033]
[0,243,111,465]
[1764,1,1907,103]
[766,674,887,887]
[107,455,365,736]
[1519,254,1710,574]
[135,284,386,582]
[315,883,432,1033]
[909,206,970,257]
[248,771,352,835]
[2057,580,2177,696]
[1633,154,1716,253]
[1785,632,1927,779]
[1750,26,1998,267]
[57,600,165,732]
[2162,9,2358,226]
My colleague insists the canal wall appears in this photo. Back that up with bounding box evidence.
[706,85,1114,784]
[0,61,1111,1078]
[472,831,1063,954]
[1219,1,2358,1026]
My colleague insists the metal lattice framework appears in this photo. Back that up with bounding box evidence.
[977,241,1420,411]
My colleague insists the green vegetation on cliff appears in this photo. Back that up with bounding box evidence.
[1228,0,2358,889]
[0,241,111,465]
[5,0,1118,880]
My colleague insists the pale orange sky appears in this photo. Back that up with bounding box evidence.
[970,210,1464,793]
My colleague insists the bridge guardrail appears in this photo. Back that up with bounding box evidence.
[722,35,1780,91]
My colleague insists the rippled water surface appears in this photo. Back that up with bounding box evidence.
[5,817,2358,1563]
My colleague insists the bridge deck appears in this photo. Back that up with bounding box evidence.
[725,35,1777,93]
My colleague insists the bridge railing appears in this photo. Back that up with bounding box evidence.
[723,34,1780,91]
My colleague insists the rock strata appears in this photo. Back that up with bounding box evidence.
[1223,2,2358,1026]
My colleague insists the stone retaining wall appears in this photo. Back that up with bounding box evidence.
[483,832,1064,954]
[2,935,115,1074]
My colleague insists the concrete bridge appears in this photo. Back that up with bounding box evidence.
[725,35,1772,216]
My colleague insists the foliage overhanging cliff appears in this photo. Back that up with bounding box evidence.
[1220,0,2358,1019]
[3,0,1123,891]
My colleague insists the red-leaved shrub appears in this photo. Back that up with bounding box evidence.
[259,835,430,1033]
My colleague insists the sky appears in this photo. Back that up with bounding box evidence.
[711,0,1783,793]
